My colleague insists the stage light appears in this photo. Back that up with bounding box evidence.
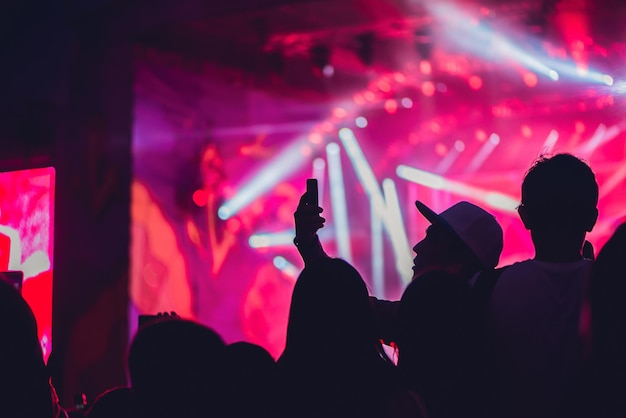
[308,132,323,144]
[579,122,626,156]
[466,133,499,174]
[322,65,334,77]
[338,128,412,279]
[420,60,432,75]
[541,130,559,154]
[332,107,347,119]
[312,157,326,207]
[382,178,413,283]
[326,142,352,262]
[272,256,299,279]
[611,80,626,94]
[219,138,311,220]
[484,192,520,211]
[384,99,398,114]
[599,163,626,199]
[396,165,446,189]
[541,56,615,85]
[421,81,436,96]
[192,190,208,207]
[355,116,368,128]
[426,3,560,81]
[396,165,518,213]
[394,72,406,83]
[469,75,483,90]
[401,97,413,108]
[435,143,448,156]
[475,129,487,142]
[377,79,391,93]
[371,206,384,295]
[249,232,295,248]
[435,141,464,174]
[523,72,538,87]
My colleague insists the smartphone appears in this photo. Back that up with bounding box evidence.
[306,178,318,207]
[0,271,23,293]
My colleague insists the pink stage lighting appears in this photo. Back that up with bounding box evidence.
[0,167,55,362]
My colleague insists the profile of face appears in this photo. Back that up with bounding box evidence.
[411,223,461,280]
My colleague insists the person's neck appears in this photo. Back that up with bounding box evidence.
[531,230,585,263]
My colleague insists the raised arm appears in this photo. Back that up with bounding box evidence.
[293,192,329,265]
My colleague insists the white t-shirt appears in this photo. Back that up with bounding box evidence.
[487,259,592,418]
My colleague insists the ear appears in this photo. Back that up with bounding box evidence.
[517,205,532,230]
[585,207,599,232]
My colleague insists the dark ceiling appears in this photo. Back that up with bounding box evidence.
[134,0,626,100]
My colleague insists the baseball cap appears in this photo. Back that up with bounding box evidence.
[415,200,504,269]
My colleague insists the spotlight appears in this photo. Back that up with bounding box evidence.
[465,133,500,174]
[338,128,412,278]
[272,256,299,279]
[396,165,518,212]
[541,130,559,154]
[355,117,368,128]
[326,142,352,262]
[219,137,310,219]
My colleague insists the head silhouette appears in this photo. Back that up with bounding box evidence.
[226,342,278,418]
[128,318,227,418]
[0,278,53,418]
[279,258,396,418]
[518,154,598,261]
[281,258,381,366]
[519,153,598,233]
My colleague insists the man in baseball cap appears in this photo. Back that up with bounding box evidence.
[293,190,505,416]
[392,201,503,418]
[411,200,504,281]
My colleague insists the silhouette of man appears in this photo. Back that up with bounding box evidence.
[294,195,504,339]
[294,194,504,417]
[485,154,598,418]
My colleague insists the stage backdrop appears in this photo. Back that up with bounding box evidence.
[132,49,626,358]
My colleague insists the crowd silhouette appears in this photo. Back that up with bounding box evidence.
[2,153,626,418]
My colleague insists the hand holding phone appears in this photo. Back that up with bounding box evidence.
[306,178,319,207]
[294,178,325,241]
